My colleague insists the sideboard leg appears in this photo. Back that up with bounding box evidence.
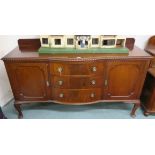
[144,111,150,116]
[130,102,140,118]
[14,104,23,119]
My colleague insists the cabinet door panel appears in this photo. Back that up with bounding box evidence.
[105,61,148,100]
[6,62,49,101]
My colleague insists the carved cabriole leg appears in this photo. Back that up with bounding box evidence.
[141,105,150,116]
[130,101,140,118]
[144,111,150,116]
[14,103,23,119]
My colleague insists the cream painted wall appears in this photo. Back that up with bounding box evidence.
[0,35,153,106]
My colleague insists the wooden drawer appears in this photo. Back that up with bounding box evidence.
[150,58,155,68]
[51,76,104,89]
[51,88,102,104]
[50,62,104,75]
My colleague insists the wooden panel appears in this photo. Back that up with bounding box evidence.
[150,57,155,68]
[51,76,104,89]
[125,38,135,50]
[18,39,41,51]
[52,88,102,104]
[50,62,105,76]
[105,60,148,100]
[5,62,49,101]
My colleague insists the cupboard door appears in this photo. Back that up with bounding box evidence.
[5,62,49,101]
[105,60,149,100]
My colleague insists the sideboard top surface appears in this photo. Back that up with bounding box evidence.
[2,46,152,61]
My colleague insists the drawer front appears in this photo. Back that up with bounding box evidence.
[50,62,104,75]
[52,88,102,104]
[51,76,104,89]
[150,58,155,68]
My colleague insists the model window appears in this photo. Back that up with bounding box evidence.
[85,41,88,45]
[92,38,99,45]
[67,38,74,45]
[42,38,48,44]
[102,39,115,46]
[55,39,61,45]
[116,39,124,47]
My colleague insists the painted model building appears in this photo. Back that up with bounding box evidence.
[40,35,126,49]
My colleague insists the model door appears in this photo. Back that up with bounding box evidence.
[104,60,148,100]
[6,62,49,101]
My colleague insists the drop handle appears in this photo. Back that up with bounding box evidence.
[91,80,96,85]
[58,80,63,86]
[59,93,64,98]
[92,66,97,72]
[105,80,108,86]
[58,67,63,73]
[46,81,50,87]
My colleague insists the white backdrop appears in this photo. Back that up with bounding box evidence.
[0,35,152,106]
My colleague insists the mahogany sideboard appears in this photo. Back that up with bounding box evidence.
[1,45,152,118]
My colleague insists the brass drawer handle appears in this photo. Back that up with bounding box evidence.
[59,93,64,98]
[46,81,50,87]
[90,93,95,98]
[58,67,63,73]
[58,80,63,86]
[91,80,96,85]
[92,66,97,72]
[105,80,108,86]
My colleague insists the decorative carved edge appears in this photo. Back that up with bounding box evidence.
[2,57,151,63]
[14,99,140,105]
